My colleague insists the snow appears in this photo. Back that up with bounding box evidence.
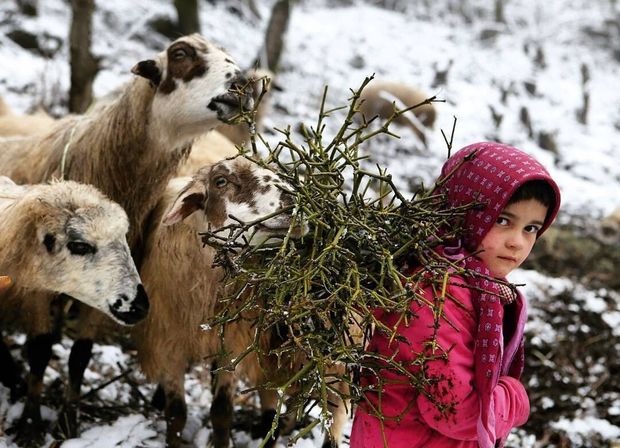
[1,0,620,446]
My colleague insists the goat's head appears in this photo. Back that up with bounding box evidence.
[132,34,253,136]
[5,180,148,325]
[162,158,306,245]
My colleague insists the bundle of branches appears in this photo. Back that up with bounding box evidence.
[203,76,469,443]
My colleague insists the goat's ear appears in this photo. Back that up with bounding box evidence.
[131,59,161,86]
[162,182,206,226]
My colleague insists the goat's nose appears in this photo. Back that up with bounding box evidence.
[229,73,254,111]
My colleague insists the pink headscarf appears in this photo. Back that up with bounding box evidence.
[437,142,561,447]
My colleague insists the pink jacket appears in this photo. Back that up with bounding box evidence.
[350,276,530,447]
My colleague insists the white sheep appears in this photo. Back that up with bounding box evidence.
[0,34,252,442]
[0,177,146,324]
[357,80,437,146]
[0,177,147,419]
[133,157,303,447]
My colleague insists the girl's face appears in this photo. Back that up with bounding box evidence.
[476,199,548,278]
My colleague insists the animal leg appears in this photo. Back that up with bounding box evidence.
[54,338,93,439]
[210,365,235,448]
[164,387,187,448]
[11,332,55,447]
[152,383,166,410]
[55,307,105,439]
[252,388,281,448]
[322,382,350,448]
[0,335,26,402]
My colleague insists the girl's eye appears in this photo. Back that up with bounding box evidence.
[67,242,96,256]
[214,176,228,188]
[524,225,541,234]
[496,216,509,226]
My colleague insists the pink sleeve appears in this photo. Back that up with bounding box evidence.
[411,281,530,441]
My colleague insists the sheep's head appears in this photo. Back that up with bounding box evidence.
[162,158,306,245]
[4,180,148,326]
[132,34,253,139]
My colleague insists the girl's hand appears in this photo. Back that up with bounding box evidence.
[0,275,11,292]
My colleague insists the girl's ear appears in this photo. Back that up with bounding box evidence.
[131,59,162,86]
[162,180,207,226]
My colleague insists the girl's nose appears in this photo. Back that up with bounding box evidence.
[506,232,524,249]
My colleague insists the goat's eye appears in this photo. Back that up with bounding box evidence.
[172,48,188,60]
[214,176,228,188]
[67,241,96,256]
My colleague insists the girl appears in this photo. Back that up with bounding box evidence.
[350,141,561,447]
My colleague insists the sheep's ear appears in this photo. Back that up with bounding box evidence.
[131,59,161,86]
[162,182,206,226]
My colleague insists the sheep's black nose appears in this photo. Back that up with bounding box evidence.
[133,284,149,315]
[109,284,150,326]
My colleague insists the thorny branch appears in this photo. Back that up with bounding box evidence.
[201,75,476,442]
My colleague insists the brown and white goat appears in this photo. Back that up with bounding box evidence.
[0,34,252,442]
[357,80,436,146]
[133,157,303,447]
[0,177,147,430]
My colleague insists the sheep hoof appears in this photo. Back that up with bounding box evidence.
[53,403,79,439]
[206,436,232,448]
[8,406,46,447]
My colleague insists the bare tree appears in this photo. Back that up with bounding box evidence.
[576,63,590,125]
[255,0,291,72]
[68,0,98,113]
[174,0,200,35]
[494,0,506,23]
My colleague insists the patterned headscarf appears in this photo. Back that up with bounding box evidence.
[437,142,561,448]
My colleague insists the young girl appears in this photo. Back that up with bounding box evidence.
[350,141,561,448]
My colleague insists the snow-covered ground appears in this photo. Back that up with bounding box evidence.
[1,0,619,446]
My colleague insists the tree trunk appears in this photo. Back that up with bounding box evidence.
[69,0,98,113]
[494,0,505,23]
[256,0,291,72]
[174,0,200,35]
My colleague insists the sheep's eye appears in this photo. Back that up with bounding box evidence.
[214,176,228,188]
[172,48,188,60]
[67,241,96,256]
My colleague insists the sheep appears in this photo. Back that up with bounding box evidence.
[357,80,437,146]
[176,130,239,177]
[599,207,620,245]
[0,99,56,138]
[0,176,147,325]
[0,33,252,442]
[135,157,352,448]
[177,69,277,178]
[0,177,148,423]
[0,96,11,116]
[132,157,304,447]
